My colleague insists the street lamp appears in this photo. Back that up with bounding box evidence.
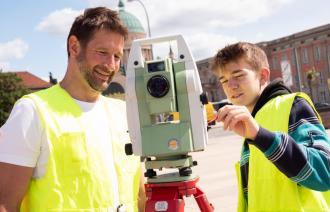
[127,0,151,37]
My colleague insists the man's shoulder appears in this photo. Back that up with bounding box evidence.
[1,97,40,133]
[15,97,37,112]
[28,85,58,96]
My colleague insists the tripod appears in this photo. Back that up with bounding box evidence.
[145,176,214,212]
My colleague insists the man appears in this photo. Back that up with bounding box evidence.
[0,7,145,211]
[212,42,330,211]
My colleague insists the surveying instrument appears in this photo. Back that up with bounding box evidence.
[125,35,214,211]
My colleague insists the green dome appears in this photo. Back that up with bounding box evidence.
[118,1,145,34]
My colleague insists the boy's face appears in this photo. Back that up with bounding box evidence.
[218,58,265,112]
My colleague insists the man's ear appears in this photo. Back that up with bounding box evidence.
[260,67,270,86]
[68,35,80,56]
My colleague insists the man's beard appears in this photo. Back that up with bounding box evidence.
[77,53,115,92]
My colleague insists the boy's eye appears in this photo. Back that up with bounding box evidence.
[235,73,246,78]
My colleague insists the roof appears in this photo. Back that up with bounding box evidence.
[118,1,145,34]
[15,71,51,90]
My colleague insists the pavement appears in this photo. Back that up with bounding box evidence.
[182,125,330,211]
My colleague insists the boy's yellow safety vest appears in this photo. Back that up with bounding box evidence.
[236,92,330,211]
[20,85,141,211]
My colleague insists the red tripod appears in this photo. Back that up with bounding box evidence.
[145,177,214,212]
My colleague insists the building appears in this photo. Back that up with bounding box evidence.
[104,0,152,96]
[258,24,330,104]
[196,58,222,102]
[15,71,51,91]
[197,23,330,104]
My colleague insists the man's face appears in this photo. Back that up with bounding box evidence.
[76,29,124,92]
[218,58,263,112]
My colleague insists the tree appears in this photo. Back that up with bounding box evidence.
[306,67,320,103]
[0,72,29,126]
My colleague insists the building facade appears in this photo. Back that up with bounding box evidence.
[197,24,330,104]
[196,58,222,102]
[258,24,330,104]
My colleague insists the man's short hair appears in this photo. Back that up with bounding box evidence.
[212,42,269,72]
[67,7,128,57]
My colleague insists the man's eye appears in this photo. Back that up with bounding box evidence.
[114,54,121,61]
[220,80,228,84]
[96,50,107,55]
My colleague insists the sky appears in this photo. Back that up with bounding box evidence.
[1,0,330,81]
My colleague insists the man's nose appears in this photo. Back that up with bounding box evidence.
[103,55,117,69]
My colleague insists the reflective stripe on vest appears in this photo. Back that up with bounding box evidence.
[237,92,330,211]
[20,85,141,212]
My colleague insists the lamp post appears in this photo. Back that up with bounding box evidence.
[127,0,151,37]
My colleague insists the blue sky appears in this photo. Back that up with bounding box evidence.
[1,0,330,81]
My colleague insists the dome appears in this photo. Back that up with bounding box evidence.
[118,0,145,34]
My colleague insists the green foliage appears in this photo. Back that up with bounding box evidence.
[0,72,30,126]
[306,67,320,82]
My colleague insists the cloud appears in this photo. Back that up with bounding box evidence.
[35,0,121,38]
[144,0,293,33]
[35,8,82,37]
[186,33,238,60]
[123,0,293,59]
[32,0,293,61]
[0,39,29,71]
[87,0,115,8]
[0,62,10,71]
[36,0,294,38]
[0,39,29,60]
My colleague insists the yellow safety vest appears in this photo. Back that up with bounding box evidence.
[236,92,330,212]
[20,85,141,212]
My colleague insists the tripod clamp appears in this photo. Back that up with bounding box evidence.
[145,177,214,212]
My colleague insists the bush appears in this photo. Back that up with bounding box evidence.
[0,72,29,126]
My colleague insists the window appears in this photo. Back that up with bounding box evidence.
[303,48,309,64]
[319,71,324,84]
[272,56,278,70]
[315,46,321,61]
[211,90,217,102]
[291,51,296,67]
[328,45,330,75]
[208,77,213,84]
[320,91,326,102]
[282,54,288,62]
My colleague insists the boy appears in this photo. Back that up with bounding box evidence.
[213,42,330,211]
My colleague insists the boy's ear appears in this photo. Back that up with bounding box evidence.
[260,67,270,85]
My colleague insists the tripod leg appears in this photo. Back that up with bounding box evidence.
[193,186,214,212]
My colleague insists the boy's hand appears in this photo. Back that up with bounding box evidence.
[216,105,259,140]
